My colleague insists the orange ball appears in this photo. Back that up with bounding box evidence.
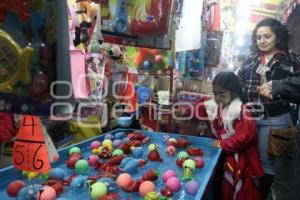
[139,181,156,197]
[116,173,133,188]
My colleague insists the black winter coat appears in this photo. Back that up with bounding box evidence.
[238,52,300,117]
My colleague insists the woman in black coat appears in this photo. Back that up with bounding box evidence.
[238,18,300,200]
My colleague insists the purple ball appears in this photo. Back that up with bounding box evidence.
[105,134,114,140]
[112,139,123,148]
[90,141,101,149]
[185,180,199,196]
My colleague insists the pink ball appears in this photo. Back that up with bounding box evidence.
[88,155,99,166]
[165,146,176,156]
[6,180,25,197]
[166,177,181,192]
[194,157,204,168]
[139,181,156,197]
[155,55,163,63]
[36,186,56,200]
[116,173,133,188]
[185,180,199,195]
[90,141,101,149]
[162,170,177,183]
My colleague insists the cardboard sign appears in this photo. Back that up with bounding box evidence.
[12,115,51,173]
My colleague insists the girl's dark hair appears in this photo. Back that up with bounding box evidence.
[212,71,244,102]
[250,18,290,54]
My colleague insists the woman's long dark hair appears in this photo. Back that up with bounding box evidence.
[212,71,245,102]
[250,18,290,54]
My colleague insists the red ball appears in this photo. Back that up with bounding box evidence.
[6,180,25,197]
[66,156,80,169]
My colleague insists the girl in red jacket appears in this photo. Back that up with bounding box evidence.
[193,72,264,200]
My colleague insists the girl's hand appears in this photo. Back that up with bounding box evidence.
[210,140,221,148]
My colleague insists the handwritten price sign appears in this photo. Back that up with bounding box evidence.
[12,115,51,173]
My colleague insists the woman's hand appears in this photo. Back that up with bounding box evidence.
[257,81,272,99]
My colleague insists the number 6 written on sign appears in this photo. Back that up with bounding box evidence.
[13,143,45,171]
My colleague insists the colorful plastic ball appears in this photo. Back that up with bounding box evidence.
[104,133,114,140]
[155,55,163,63]
[139,181,156,197]
[116,173,133,188]
[90,141,101,149]
[162,134,170,141]
[177,151,189,159]
[185,180,199,196]
[166,177,181,192]
[162,170,177,183]
[112,139,123,148]
[144,191,160,200]
[114,132,125,139]
[167,138,177,146]
[49,168,65,180]
[6,180,25,197]
[102,139,113,148]
[75,159,89,174]
[36,185,56,200]
[131,146,143,158]
[90,182,108,200]
[148,143,157,151]
[69,147,81,155]
[194,157,204,168]
[66,156,80,169]
[166,146,176,156]
[143,60,152,69]
[183,159,196,170]
[112,149,124,156]
[88,155,100,166]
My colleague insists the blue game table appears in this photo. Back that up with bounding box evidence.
[0,129,222,200]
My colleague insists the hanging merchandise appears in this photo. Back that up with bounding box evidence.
[0,112,16,142]
[281,0,299,23]
[127,47,172,74]
[204,31,223,67]
[186,48,205,79]
[176,51,187,75]
[0,1,73,116]
[68,0,105,121]
[175,0,203,51]
[118,72,138,113]
[68,0,174,49]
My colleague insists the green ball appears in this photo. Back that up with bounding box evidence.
[148,143,157,151]
[112,149,124,156]
[69,147,81,155]
[183,159,196,170]
[90,182,107,200]
[75,159,89,174]
[177,151,189,159]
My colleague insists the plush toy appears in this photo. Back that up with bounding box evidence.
[73,0,97,46]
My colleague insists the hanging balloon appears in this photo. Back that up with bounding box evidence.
[143,60,152,69]
[155,55,163,63]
